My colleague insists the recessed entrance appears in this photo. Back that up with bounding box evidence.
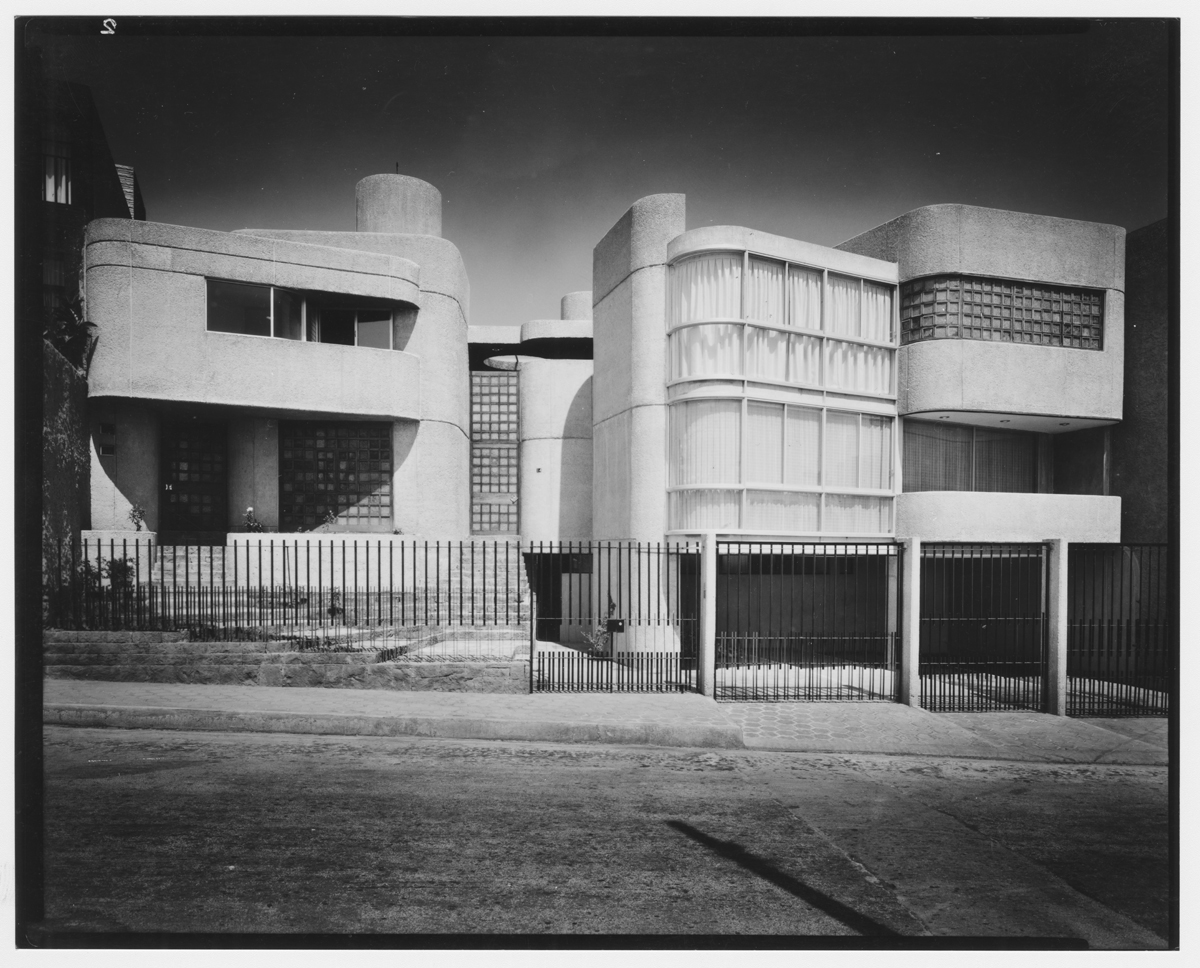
[159,419,229,540]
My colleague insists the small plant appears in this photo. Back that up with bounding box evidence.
[322,509,338,528]
[327,590,344,621]
[76,558,103,594]
[580,594,619,658]
[43,295,98,374]
[242,506,265,533]
[128,503,146,532]
[392,527,404,535]
[104,557,135,591]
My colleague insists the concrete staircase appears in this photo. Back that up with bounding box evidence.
[43,628,532,693]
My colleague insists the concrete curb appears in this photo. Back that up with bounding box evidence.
[44,703,747,750]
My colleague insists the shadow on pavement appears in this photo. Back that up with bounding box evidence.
[665,819,901,937]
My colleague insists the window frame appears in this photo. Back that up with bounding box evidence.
[666,249,899,399]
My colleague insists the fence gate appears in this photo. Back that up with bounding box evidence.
[1067,543,1171,717]
[715,542,901,702]
[919,543,1048,712]
[528,542,699,693]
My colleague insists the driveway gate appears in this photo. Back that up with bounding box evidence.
[715,542,901,702]
[1067,543,1171,717]
[527,542,699,692]
[919,543,1048,712]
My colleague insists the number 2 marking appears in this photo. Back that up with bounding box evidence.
[101,19,116,34]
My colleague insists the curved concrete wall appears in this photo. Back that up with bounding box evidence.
[520,319,593,344]
[84,220,422,420]
[561,291,593,321]
[356,174,442,237]
[836,204,1125,291]
[519,359,593,541]
[896,491,1121,542]
[592,194,686,541]
[838,204,1125,423]
[899,321,1123,421]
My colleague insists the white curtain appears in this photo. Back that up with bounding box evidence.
[745,491,819,532]
[863,281,894,343]
[745,402,784,483]
[824,411,859,488]
[745,326,788,382]
[787,333,822,385]
[825,340,893,395]
[860,415,893,490]
[824,495,890,534]
[784,406,820,486]
[788,266,822,330]
[671,253,742,326]
[827,274,861,338]
[670,490,740,530]
[670,324,743,380]
[670,399,741,486]
[745,257,784,325]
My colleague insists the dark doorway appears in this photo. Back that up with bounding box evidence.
[159,419,228,541]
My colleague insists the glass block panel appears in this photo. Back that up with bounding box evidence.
[744,490,820,532]
[669,489,741,530]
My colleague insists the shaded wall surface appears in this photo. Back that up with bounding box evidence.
[43,343,90,616]
[1110,219,1170,543]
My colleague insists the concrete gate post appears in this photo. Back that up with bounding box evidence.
[697,531,717,698]
[899,537,921,707]
[1044,537,1069,716]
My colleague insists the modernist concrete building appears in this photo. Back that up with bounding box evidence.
[82,172,1147,557]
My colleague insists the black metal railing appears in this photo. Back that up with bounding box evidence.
[1067,543,1172,717]
[715,542,901,702]
[919,542,1048,713]
[47,536,528,661]
[528,541,700,693]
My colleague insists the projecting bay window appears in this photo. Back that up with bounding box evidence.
[668,252,897,397]
[206,280,399,349]
[668,397,895,535]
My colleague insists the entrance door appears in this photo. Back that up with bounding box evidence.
[159,420,228,538]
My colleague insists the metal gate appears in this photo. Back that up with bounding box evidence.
[919,543,1048,712]
[715,542,901,702]
[1067,543,1171,717]
[528,542,699,692]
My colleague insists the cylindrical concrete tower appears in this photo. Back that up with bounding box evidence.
[560,291,593,321]
[356,174,443,237]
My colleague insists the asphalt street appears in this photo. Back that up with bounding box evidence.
[37,726,1170,945]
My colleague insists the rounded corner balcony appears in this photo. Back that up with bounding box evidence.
[84,219,423,420]
[663,229,901,537]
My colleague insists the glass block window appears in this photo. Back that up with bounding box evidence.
[279,421,391,532]
[900,275,1103,350]
[471,371,519,534]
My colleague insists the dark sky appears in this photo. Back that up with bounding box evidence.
[31,19,1174,328]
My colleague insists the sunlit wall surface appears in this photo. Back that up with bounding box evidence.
[666,248,898,535]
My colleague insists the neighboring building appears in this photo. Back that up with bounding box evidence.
[82,174,1158,555]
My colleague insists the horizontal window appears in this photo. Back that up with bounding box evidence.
[206,280,401,349]
[668,252,896,395]
[669,398,894,534]
[903,420,1038,493]
[900,275,1103,350]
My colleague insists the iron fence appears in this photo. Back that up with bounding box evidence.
[46,536,529,661]
[715,542,901,702]
[919,542,1048,712]
[1067,543,1172,717]
[527,541,699,693]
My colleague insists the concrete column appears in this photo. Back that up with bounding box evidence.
[899,537,921,706]
[697,531,717,698]
[1044,537,1069,716]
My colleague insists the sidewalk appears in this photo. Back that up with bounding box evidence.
[43,679,1169,764]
